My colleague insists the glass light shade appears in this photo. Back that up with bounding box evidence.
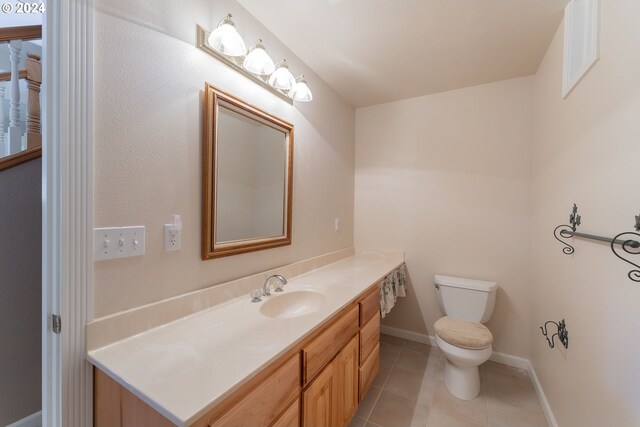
[242,40,275,75]
[288,75,313,102]
[267,60,296,90]
[208,14,246,57]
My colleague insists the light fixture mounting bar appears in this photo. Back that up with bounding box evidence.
[196,25,293,105]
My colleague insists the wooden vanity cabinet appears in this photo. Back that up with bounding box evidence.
[94,282,383,427]
[359,312,380,365]
[359,284,380,326]
[271,399,300,427]
[359,342,380,400]
[336,336,360,426]
[302,353,338,427]
[357,287,381,402]
[94,368,175,427]
[208,354,300,427]
[302,335,358,427]
[302,305,359,385]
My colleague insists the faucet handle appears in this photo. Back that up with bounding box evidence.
[250,289,262,302]
[273,280,285,292]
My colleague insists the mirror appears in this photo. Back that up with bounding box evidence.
[202,83,293,259]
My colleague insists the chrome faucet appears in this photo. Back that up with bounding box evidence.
[263,274,287,296]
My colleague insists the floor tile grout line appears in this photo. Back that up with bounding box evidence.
[373,336,547,427]
[364,388,381,424]
[483,368,548,415]
[366,336,406,425]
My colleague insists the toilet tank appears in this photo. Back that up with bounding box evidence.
[434,275,497,323]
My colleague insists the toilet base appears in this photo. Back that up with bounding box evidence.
[435,334,492,401]
[443,359,481,400]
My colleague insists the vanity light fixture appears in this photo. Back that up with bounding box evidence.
[196,15,313,104]
[268,60,296,90]
[243,39,276,75]
[208,14,246,57]
[288,75,313,102]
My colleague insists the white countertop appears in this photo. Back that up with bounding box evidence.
[88,252,403,426]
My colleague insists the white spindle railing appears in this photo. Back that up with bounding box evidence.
[0,25,42,169]
[8,39,22,154]
[0,83,6,156]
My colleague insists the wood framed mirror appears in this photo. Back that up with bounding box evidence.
[202,83,294,259]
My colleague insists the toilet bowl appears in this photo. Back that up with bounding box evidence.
[433,275,497,400]
[434,316,493,400]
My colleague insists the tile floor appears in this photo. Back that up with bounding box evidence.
[349,334,549,427]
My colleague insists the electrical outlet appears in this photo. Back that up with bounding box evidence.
[164,223,182,251]
[335,217,341,232]
[94,226,145,261]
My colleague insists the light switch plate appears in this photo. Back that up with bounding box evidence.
[94,226,145,261]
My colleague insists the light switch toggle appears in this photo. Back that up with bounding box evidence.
[94,226,145,261]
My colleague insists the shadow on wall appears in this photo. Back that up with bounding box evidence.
[484,287,513,350]
[381,268,431,336]
[94,0,204,45]
[97,0,355,167]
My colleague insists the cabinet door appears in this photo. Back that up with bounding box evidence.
[337,335,359,427]
[302,359,338,427]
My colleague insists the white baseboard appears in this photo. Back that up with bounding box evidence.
[380,325,556,427]
[380,324,434,345]
[489,350,530,371]
[528,361,558,427]
[6,411,42,427]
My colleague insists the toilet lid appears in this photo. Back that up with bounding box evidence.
[434,316,493,350]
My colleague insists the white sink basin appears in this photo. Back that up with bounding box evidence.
[260,290,326,319]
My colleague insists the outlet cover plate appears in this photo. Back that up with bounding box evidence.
[164,224,182,251]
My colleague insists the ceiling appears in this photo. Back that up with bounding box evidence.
[236,0,568,107]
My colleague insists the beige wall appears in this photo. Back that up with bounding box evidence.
[530,1,640,425]
[93,0,355,318]
[93,1,640,423]
[354,76,534,357]
[0,159,41,425]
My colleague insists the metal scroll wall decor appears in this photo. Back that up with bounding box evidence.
[554,204,640,282]
[540,319,569,349]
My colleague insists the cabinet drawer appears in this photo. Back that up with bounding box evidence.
[303,305,359,385]
[359,287,380,326]
[271,399,299,427]
[359,312,380,365]
[210,354,300,427]
[358,343,380,401]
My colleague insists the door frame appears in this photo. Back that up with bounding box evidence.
[42,0,94,426]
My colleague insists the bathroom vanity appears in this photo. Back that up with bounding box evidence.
[89,251,402,427]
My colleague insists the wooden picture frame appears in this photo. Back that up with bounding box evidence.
[202,83,294,259]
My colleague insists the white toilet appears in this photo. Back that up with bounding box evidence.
[433,274,497,400]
